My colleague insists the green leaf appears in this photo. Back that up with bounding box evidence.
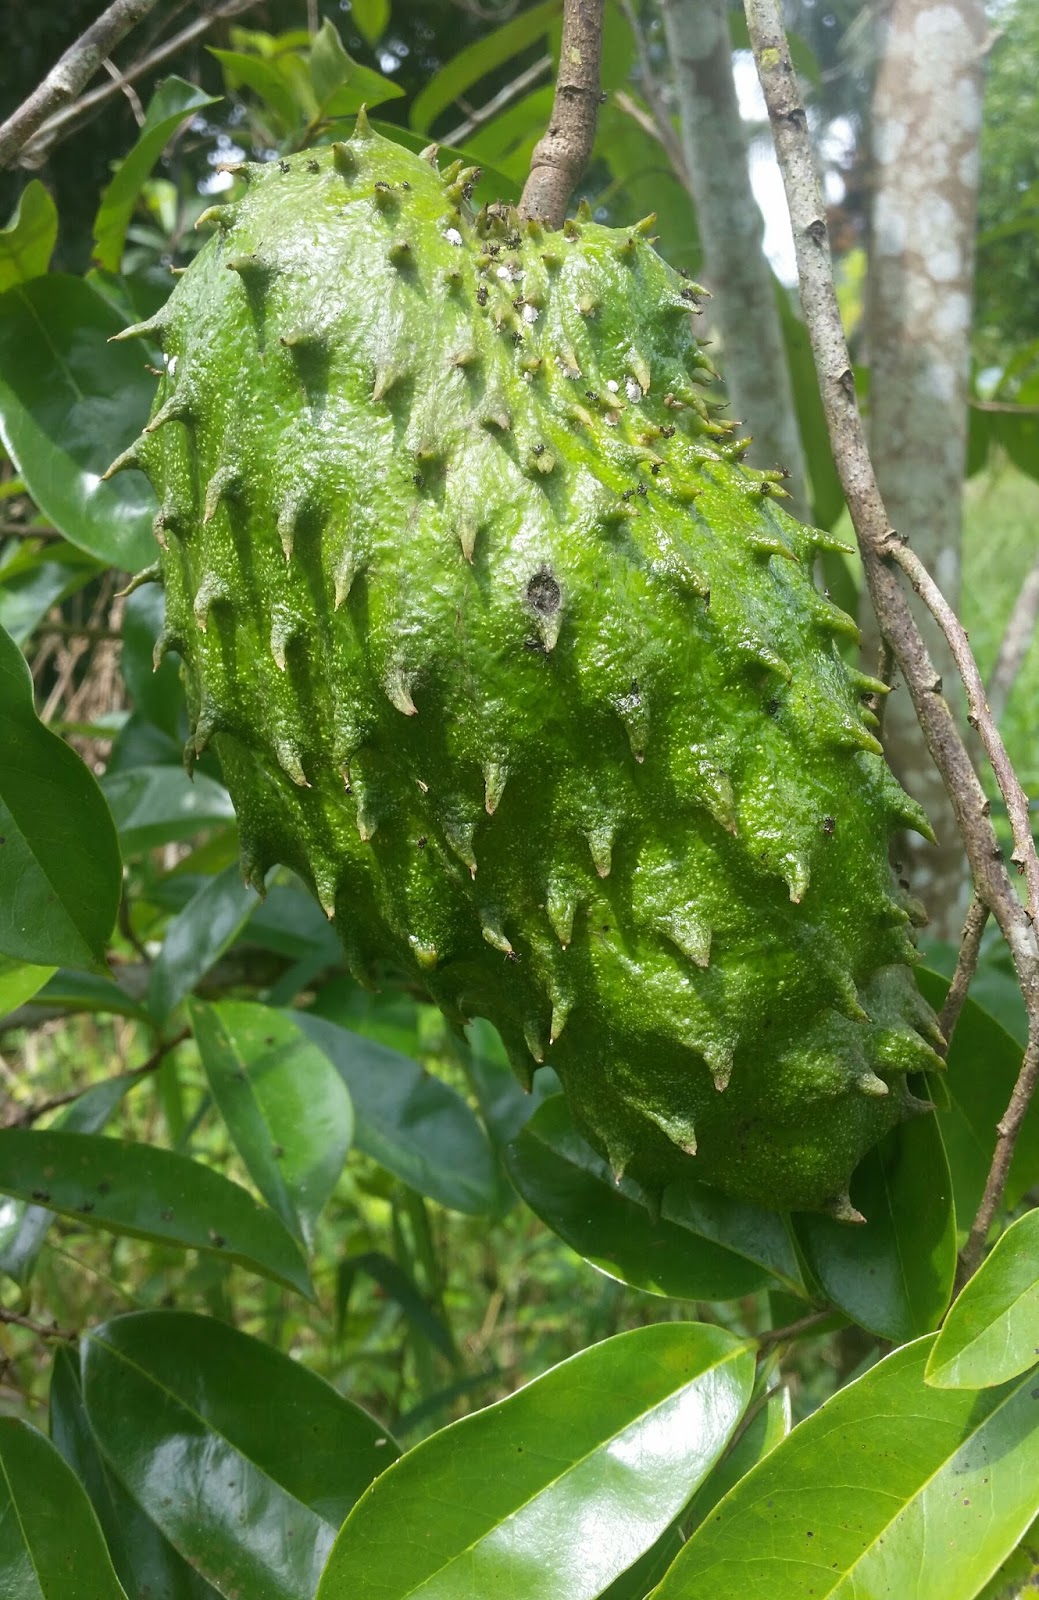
[316,1322,754,1600]
[207,48,303,131]
[0,622,121,971]
[683,1383,792,1534]
[0,275,157,567]
[794,1111,957,1341]
[351,0,390,46]
[918,969,1039,1216]
[410,0,561,133]
[0,1128,313,1298]
[92,78,220,273]
[26,968,150,1021]
[506,1095,800,1299]
[337,1250,459,1365]
[0,1072,137,1286]
[926,1209,1039,1389]
[120,584,186,739]
[0,954,55,1015]
[0,539,102,646]
[148,863,260,1023]
[0,1417,127,1599]
[0,180,58,293]
[294,1011,498,1215]
[653,1336,1039,1600]
[974,1514,1039,1600]
[190,999,353,1247]
[81,1312,398,1599]
[50,1345,221,1600]
[101,764,234,854]
[309,20,404,117]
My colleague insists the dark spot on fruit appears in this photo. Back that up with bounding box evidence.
[209,1230,226,1248]
[636,482,648,497]
[476,285,488,306]
[766,696,781,717]
[823,816,836,836]
[651,462,661,475]
[306,159,319,173]
[527,570,561,615]
[31,1189,50,1203]
[661,425,676,438]
[417,835,428,848]
[279,160,290,174]
[77,1199,95,1213]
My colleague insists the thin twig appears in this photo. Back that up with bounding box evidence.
[0,1306,76,1342]
[0,0,162,169]
[938,893,988,1049]
[4,1027,189,1130]
[19,0,262,167]
[743,0,1039,1283]
[102,54,145,125]
[757,1309,835,1347]
[970,398,1039,415]
[442,54,553,148]
[988,549,1039,727]
[519,0,605,226]
[616,0,688,183]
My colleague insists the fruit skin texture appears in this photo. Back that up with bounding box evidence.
[111,119,944,1216]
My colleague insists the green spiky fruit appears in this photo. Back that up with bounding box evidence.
[110,119,944,1216]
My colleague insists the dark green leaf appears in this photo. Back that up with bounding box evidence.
[120,584,186,740]
[507,1095,797,1300]
[0,622,121,971]
[50,1345,220,1600]
[0,954,54,1015]
[683,1384,792,1533]
[148,863,259,1023]
[926,1209,1039,1389]
[0,1416,126,1599]
[654,1337,1039,1600]
[294,1011,498,1215]
[794,1112,957,1341]
[0,275,157,567]
[337,1250,459,1365]
[26,968,150,1021]
[919,968,1039,1215]
[101,764,234,854]
[409,0,560,133]
[0,1128,313,1298]
[190,999,352,1246]
[0,540,102,645]
[82,1312,398,1598]
[0,179,58,292]
[92,79,220,273]
[316,1322,753,1600]
[0,1072,137,1285]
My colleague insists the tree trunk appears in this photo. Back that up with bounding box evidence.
[660,0,809,517]
[864,0,986,937]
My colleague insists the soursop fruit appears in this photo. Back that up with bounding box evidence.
[109,116,944,1215]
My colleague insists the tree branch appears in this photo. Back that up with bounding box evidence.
[0,1306,76,1342]
[743,0,1039,1278]
[0,0,163,170]
[442,53,553,149]
[988,549,1039,727]
[938,893,988,1048]
[18,0,262,168]
[3,1028,190,1130]
[519,0,605,227]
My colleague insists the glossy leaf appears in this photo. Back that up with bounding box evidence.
[0,275,156,567]
[0,1416,126,1599]
[208,47,301,129]
[654,1336,1039,1600]
[506,1095,795,1300]
[409,0,560,133]
[918,968,1039,1216]
[0,179,57,292]
[0,622,121,971]
[92,78,220,272]
[148,863,260,1022]
[190,999,353,1246]
[0,1128,313,1298]
[794,1111,957,1341]
[0,953,54,1015]
[316,1322,754,1600]
[975,1514,1039,1600]
[50,1345,220,1600]
[0,1071,137,1285]
[294,1011,498,1215]
[101,764,234,854]
[926,1209,1039,1389]
[82,1312,398,1599]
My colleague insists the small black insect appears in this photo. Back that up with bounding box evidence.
[823,815,836,836]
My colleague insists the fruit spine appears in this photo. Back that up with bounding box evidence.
[109,117,944,1214]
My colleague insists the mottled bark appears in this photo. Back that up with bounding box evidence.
[660,0,808,515]
[863,0,987,935]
